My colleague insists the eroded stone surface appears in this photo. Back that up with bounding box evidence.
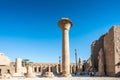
[90,26,120,77]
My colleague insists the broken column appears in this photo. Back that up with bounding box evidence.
[15,58,22,73]
[26,66,35,78]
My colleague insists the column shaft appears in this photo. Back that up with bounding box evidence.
[16,58,22,73]
[62,29,70,75]
[58,18,72,77]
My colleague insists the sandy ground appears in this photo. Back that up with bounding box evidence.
[4,77,120,80]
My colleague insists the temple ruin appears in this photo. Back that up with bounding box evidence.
[0,19,120,78]
[0,53,82,79]
[86,26,120,77]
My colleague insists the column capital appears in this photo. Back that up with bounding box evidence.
[58,18,72,30]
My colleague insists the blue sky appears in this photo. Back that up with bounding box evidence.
[0,0,120,62]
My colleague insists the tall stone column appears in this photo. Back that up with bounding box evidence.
[15,58,22,73]
[58,18,72,77]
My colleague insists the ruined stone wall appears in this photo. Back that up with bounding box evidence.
[114,27,120,76]
[85,57,92,71]
[104,27,115,76]
[90,26,120,77]
[0,54,15,76]
[0,62,15,77]
[91,35,105,71]
[9,62,16,75]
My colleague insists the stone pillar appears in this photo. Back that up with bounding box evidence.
[58,18,72,77]
[48,65,51,72]
[40,66,43,74]
[56,65,58,73]
[26,66,35,78]
[73,65,76,73]
[15,58,22,73]
[27,66,33,73]
[70,65,72,73]
[37,66,38,73]
[33,66,35,72]
[78,58,83,72]
[60,63,62,73]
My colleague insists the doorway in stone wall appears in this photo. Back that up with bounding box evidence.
[0,69,1,75]
[7,69,10,74]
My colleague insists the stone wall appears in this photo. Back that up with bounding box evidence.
[104,27,115,76]
[0,54,15,75]
[0,62,15,79]
[90,26,120,77]
[104,26,120,76]
[0,53,11,66]
[91,34,105,72]
[113,27,120,76]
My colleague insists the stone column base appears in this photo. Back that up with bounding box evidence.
[25,73,35,78]
[43,72,54,78]
[12,73,24,77]
[61,73,71,77]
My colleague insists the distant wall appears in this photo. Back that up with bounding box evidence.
[0,54,11,66]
